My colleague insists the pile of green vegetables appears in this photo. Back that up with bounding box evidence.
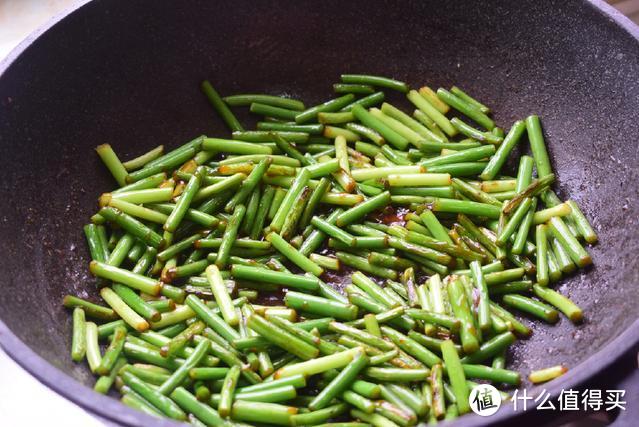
[64,73,598,426]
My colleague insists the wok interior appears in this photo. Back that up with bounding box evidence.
[0,0,638,390]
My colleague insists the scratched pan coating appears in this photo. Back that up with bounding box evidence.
[0,0,637,425]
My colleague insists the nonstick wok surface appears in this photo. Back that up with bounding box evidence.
[0,0,638,425]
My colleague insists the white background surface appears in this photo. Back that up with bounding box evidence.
[0,347,103,426]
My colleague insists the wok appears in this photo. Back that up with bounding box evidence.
[0,0,638,425]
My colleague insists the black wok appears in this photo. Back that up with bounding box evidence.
[0,0,638,425]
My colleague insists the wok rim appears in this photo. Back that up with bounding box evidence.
[0,0,637,425]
